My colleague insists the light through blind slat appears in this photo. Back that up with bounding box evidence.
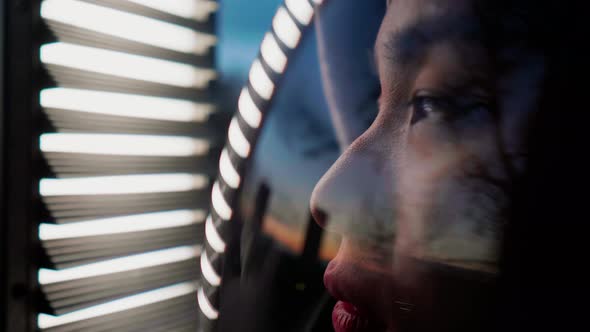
[41,0,215,54]
[39,245,200,284]
[218,149,240,188]
[197,286,219,320]
[249,59,275,100]
[272,7,301,49]
[260,33,287,74]
[38,281,199,329]
[39,209,205,240]
[238,87,262,128]
[40,42,216,88]
[211,181,233,220]
[36,0,220,328]
[285,0,314,25]
[40,133,210,156]
[200,251,221,286]
[205,216,226,253]
[39,173,208,196]
[127,0,219,21]
[40,88,213,122]
[227,118,251,158]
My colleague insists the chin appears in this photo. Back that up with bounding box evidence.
[323,237,498,332]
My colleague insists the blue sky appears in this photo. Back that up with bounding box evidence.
[217,0,340,244]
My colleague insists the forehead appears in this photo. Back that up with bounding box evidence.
[383,0,473,27]
[376,0,477,63]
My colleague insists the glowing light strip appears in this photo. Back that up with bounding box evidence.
[200,252,221,287]
[205,216,226,253]
[211,182,232,220]
[40,42,216,88]
[198,286,219,320]
[41,0,215,54]
[40,133,209,157]
[39,209,205,240]
[127,0,218,21]
[219,149,240,189]
[38,281,198,329]
[40,88,213,122]
[285,0,314,25]
[39,245,200,284]
[238,88,262,129]
[260,32,288,74]
[249,59,275,100]
[39,173,208,196]
[272,7,301,49]
[227,118,250,158]
[197,1,325,328]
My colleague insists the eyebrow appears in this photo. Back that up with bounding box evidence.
[379,14,484,67]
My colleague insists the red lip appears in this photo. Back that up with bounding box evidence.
[323,239,393,331]
[332,301,371,332]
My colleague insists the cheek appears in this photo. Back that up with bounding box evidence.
[402,121,466,188]
[394,120,505,261]
[497,57,545,163]
[393,124,464,255]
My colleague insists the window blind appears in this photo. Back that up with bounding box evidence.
[34,1,222,330]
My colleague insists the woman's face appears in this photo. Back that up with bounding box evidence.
[310,0,543,331]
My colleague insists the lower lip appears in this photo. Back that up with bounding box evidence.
[332,301,371,332]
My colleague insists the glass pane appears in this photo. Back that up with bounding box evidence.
[220,1,561,331]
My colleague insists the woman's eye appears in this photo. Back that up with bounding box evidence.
[410,96,455,124]
[410,94,490,125]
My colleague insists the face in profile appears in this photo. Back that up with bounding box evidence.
[310,0,544,331]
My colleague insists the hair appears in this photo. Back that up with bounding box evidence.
[484,1,589,331]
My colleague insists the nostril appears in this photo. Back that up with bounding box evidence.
[310,206,329,228]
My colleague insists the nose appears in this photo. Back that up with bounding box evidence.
[310,205,329,228]
[310,129,396,239]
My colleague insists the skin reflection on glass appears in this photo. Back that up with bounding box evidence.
[310,0,545,331]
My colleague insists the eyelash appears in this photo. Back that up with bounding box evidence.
[410,96,454,124]
[410,95,490,125]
